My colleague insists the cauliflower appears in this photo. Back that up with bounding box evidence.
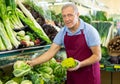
[61,57,77,69]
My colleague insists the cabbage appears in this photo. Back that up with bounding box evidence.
[13,61,32,77]
[5,80,18,84]
[21,80,32,84]
[0,80,3,84]
[12,77,22,84]
[37,66,53,75]
[49,58,59,69]
[41,72,54,83]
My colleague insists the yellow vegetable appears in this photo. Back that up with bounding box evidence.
[61,57,77,69]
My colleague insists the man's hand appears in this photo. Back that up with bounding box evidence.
[68,60,81,71]
[26,60,35,67]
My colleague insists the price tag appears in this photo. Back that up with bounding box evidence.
[114,65,120,69]
[100,64,104,68]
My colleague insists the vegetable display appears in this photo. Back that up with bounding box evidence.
[22,0,58,41]
[108,36,120,56]
[0,0,20,50]
[20,80,32,84]
[5,80,18,84]
[0,58,66,84]
[13,61,31,77]
[91,21,113,47]
[0,0,58,51]
[16,0,51,44]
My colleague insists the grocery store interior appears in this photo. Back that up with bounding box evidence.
[0,0,120,84]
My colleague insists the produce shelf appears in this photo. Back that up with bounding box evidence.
[0,45,50,58]
[100,63,120,72]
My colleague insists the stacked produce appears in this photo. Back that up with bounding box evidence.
[108,36,120,56]
[0,0,54,51]
[42,24,58,41]
[0,58,66,84]
[16,0,51,44]
[79,15,91,24]
[21,0,59,41]
[91,21,113,47]
[0,0,21,50]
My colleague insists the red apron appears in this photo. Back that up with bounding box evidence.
[64,30,100,84]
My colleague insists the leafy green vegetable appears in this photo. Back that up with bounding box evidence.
[101,46,109,57]
[13,61,31,77]
[17,31,25,37]
[0,0,20,49]
[0,80,3,84]
[0,20,12,50]
[53,64,66,78]
[49,58,59,69]
[5,80,18,84]
[37,66,53,75]
[79,15,91,24]
[40,72,54,84]
[16,8,51,44]
[28,71,41,84]
[91,21,112,47]
[12,77,22,84]
[91,11,107,21]
[0,36,6,50]
[21,80,32,84]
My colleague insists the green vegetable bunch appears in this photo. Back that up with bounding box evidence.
[21,80,32,84]
[13,61,32,77]
[61,57,78,69]
[5,80,18,84]
[0,80,3,84]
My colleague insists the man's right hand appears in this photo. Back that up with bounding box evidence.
[26,60,35,67]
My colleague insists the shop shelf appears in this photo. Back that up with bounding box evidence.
[0,45,50,58]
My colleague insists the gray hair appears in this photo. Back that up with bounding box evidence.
[62,3,78,13]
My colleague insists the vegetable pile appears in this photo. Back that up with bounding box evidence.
[91,21,113,47]
[13,61,31,77]
[22,0,59,41]
[0,58,66,84]
[108,36,120,56]
[0,0,54,51]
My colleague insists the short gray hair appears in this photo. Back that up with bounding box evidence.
[62,3,78,13]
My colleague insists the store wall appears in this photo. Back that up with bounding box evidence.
[99,0,120,15]
[70,0,120,17]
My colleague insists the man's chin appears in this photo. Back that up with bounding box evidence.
[66,25,73,29]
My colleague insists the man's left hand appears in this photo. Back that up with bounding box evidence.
[68,59,81,71]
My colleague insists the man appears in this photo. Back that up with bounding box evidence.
[27,3,101,84]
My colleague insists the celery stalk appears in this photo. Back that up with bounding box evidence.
[0,0,20,48]
[0,36,6,51]
[7,6,24,29]
[0,21,13,50]
[3,17,20,48]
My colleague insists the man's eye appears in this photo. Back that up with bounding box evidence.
[68,14,73,17]
[62,15,66,18]
[62,14,73,18]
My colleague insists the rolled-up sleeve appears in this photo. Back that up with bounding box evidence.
[53,28,65,46]
[85,24,101,47]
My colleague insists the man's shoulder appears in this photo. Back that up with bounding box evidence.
[58,26,66,34]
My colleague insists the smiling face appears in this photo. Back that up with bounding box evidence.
[62,5,80,32]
